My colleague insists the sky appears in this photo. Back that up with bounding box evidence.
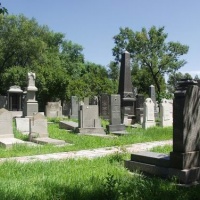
[1,0,200,77]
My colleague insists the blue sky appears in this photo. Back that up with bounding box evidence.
[1,0,200,77]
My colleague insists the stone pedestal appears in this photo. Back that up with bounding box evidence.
[23,72,38,117]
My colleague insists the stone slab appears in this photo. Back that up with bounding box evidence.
[107,124,126,133]
[77,128,105,135]
[0,138,38,148]
[111,131,129,136]
[130,151,170,168]
[59,121,78,131]
[31,137,66,145]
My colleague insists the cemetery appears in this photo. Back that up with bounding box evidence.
[0,51,199,198]
[0,6,200,199]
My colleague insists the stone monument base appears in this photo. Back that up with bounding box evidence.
[125,151,200,185]
[31,137,66,145]
[0,138,37,148]
[77,128,105,135]
[107,124,126,133]
[24,102,38,117]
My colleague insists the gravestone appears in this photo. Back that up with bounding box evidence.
[0,95,7,109]
[62,100,70,116]
[0,108,14,138]
[77,105,105,134]
[15,118,30,135]
[59,120,78,131]
[142,98,156,129]
[118,51,135,123]
[125,79,200,184]
[45,102,62,117]
[0,108,33,148]
[135,94,144,124]
[29,113,66,145]
[149,85,158,117]
[83,97,89,105]
[69,96,79,119]
[89,96,98,105]
[23,72,38,117]
[106,94,126,134]
[159,99,173,127]
[99,94,110,120]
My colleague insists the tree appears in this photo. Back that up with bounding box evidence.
[167,72,192,95]
[0,3,7,15]
[0,14,86,110]
[112,26,189,99]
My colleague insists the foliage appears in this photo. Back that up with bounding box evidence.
[167,72,192,95]
[113,26,189,99]
[0,3,7,15]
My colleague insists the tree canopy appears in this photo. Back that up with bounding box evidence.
[112,26,189,99]
[0,14,115,110]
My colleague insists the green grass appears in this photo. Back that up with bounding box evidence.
[0,120,172,158]
[0,154,199,200]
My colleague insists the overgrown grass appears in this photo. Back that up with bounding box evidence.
[0,154,199,200]
[0,120,172,158]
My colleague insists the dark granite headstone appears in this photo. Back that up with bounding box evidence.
[118,51,135,120]
[170,79,200,169]
[135,94,144,124]
[99,94,110,120]
[89,96,98,105]
[107,94,125,133]
[70,96,79,119]
[125,79,200,184]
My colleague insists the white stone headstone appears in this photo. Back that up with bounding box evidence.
[142,98,156,129]
[160,99,173,127]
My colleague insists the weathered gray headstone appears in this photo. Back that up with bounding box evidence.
[62,100,70,116]
[159,99,173,127]
[135,94,144,124]
[30,113,66,145]
[149,85,158,117]
[45,102,62,118]
[70,96,79,119]
[15,118,30,134]
[0,108,33,148]
[78,105,105,134]
[142,98,156,129]
[106,94,125,133]
[23,72,38,117]
[0,108,14,138]
[118,51,135,122]
[99,94,110,120]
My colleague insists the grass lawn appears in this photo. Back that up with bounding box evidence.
[0,151,199,200]
[0,119,198,200]
[0,119,172,158]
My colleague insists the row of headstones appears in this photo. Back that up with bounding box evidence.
[0,108,66,148]
[142,98,173,129]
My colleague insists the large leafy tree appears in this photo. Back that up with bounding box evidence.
[0,3,7,15]
[112,26,189,98]
[167,72,192,95]
[0,14,86,110]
